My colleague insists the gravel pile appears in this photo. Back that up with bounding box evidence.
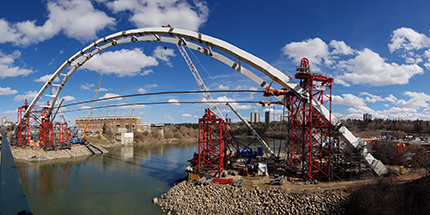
[158,181,350,215]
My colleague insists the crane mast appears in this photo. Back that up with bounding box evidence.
[176,40,225,119]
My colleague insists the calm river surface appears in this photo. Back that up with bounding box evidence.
[15,138,284,214]
[16,142,197,214]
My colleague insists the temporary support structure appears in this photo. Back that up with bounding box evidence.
[55,123,70,148]
[16,100,70,150]
[286,58,333,179]
[198,108,228,172]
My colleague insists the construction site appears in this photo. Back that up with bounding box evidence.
[4,27,430,214]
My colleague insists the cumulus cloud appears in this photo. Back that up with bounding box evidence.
[34,74,59,83]
[282,38,331,68]
[99,93,122,101]
[329,40,355,55]
[137,88,147,93]
[168,98,180,105]
[82,48,158,77]
[81,83,94,90]
[61,95,76,101]
[105,0,209,31]
[182,113,192,117]
[1,0,115,46]
[153,46,176,63]
[332,94,366,107]
[14,91,38,102]
[388,27,430,53]
[336,48,423,86]
[0,51,33,78]
[218,84,229,90]
[0,87,18,95]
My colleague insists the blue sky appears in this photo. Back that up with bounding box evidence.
[1,0,430,125]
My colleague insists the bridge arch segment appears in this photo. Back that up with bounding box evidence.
[24,27,306,118]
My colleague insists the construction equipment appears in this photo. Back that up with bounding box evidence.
[82,75,103,143]
[226,102,275,157]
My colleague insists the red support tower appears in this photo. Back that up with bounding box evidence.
[286,58,334,180]
[198,108,228,172]
[17,100,30,147]
[55,123,70,148]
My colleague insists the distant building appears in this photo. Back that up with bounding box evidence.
[225,118,232,124]
[265,111,271,123]
[250,112,260,123]
[75,115,149,132]
[363,113,372,121]
[1,117,8,126]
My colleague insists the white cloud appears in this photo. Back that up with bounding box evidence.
[361,92,385,103]
[98,87,108,92]
[34,74,59,83]
[99,93,122,101]
[282,38,331,68]
[182,113,192,117]
[141,70,154,76]
[81,83,94,90]
[168,98,180,105]
[106,0,209,31]
[1,110,17,115]
[218,84,229,90]
[164,114,173,121]
[146,84,158,88]
[0,87,18,95]
[329,40,355,55]
[61,95,76,101]
[210,96,252,110]
[388,27,430,53]
[137,88,147,93]
[336,48,423,86]
[82,48,158,77]
[332,94,366,107]
[0,19,20,43]
[0,51,33,78]
[1,0,115,45]
[117,104,146,109]
[14,91,38,102]
[153,46,175,63]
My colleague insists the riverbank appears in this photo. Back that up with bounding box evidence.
[10,144,108,161]
[157,181,350,214]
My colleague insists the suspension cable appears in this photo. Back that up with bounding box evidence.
[61,90,264,108]
[64,100,262,113]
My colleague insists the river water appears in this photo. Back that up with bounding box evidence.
[15,138,285,214]
[16,142,197,215]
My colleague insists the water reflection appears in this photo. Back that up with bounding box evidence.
[16,142,197,215]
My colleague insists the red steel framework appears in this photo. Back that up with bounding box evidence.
[198,108,228,172]
[286,58,333,179]
[17,100,70,150]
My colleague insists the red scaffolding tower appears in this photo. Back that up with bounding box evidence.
[286,58,333,179]
[198,108,228,172]
[16,100,69,150]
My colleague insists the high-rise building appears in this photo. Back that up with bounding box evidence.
[363,113,372,121]
[265,111,271,123]
[250,112,260,123]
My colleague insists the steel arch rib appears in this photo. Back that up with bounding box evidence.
[24,27,387,175]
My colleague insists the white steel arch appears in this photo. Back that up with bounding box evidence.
[25,27,387,175]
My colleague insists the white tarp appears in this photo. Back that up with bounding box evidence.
[257,163,268,176]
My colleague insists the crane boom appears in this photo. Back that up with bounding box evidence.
[226,102,275,156]
[83,75,103,142]
[177,43,225,119]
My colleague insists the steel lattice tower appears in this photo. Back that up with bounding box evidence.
[286,58,334,179]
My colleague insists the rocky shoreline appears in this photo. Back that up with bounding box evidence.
[9,144,108,161]
[157,181,350,215]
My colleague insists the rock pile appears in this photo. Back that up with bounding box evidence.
[158,181,350,215]
[10,145,108,161]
